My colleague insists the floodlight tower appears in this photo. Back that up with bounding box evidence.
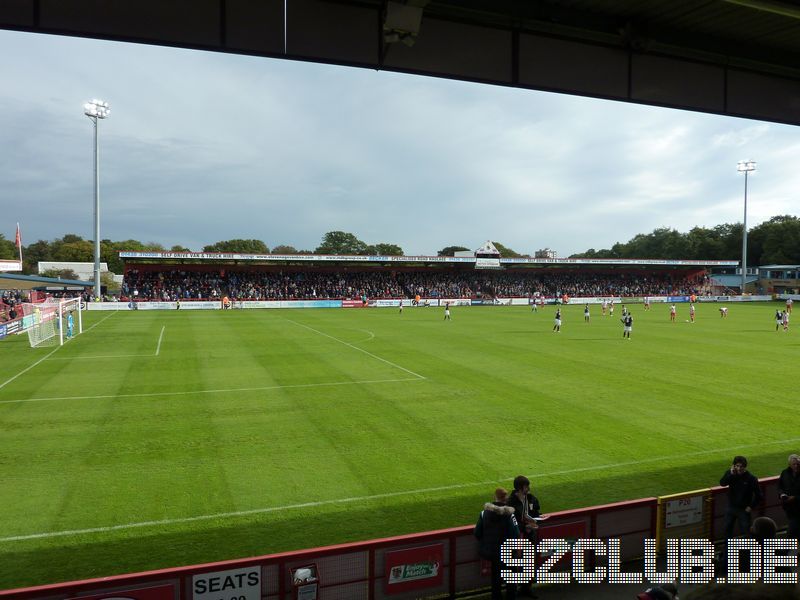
[84,99,110,301]
[737,160,756,295]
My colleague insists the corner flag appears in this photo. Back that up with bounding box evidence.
[15,223,22,262]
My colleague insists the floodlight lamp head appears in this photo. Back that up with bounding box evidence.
[84,99,110,119]
[737,159,756,173]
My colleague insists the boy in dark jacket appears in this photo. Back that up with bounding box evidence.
[475,487,520,600]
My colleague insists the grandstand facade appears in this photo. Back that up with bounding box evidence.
[119,251,737,304]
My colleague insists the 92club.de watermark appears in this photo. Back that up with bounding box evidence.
[500,538,799,585]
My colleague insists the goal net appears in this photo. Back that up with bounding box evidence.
[22,297,83,347]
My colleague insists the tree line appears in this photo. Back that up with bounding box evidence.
[569,216,800,265]
[2,216,799,277]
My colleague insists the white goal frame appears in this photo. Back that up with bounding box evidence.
[22,297,83,347]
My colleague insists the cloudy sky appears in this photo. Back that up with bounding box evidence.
[2,29,799,257]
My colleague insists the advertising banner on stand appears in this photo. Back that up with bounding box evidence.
[385,543,444,595]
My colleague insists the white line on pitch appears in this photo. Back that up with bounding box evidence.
[155,325,165,356]
[0,347,61,391]
[46,354,157,361]
[0,311,121,389]
[285,319,425,380]
[84,310,118,332]
[356,329,375,342]
[0,377,423,405]
[4,436,799,543]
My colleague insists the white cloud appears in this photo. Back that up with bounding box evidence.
[712,124,770,149]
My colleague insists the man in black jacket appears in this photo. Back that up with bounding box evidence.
[719,455,762,539]
[778,453,800,540]
[475,487,520,600]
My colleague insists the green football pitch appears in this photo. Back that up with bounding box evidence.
[0,302,796,588]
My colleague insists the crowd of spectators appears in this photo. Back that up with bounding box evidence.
[1,289,26,322]
[482,271,707,298]
[121,268,707,302]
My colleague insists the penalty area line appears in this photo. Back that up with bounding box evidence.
[0,377,423,405]
[155,325,165,356]
[5,435,800,543]
[84,310,119,332]
[0,312,119,390]
[46,354,158,361]
[285,319,425,380]
[0,347,61,391]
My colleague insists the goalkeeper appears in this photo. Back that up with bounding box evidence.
[67,311,74,339]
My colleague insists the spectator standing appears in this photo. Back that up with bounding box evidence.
[778,454,800,541]
[508,476,542,599]
[475,488,519,600]
[719,456,762,539]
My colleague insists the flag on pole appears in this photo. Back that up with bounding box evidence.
[15,222,22,262]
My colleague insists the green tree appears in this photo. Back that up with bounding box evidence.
[271,245,300,254]
[21,239,53,274]
[40,268,80,280]
[438,245,470,256]
[569,249,597,258]
[711,223,743,261]
[685,227,725,260]
[113,239,149,252]
[54,240,94,262]
[203,239,269,253]
[492,241,525,258]
[315,231,368,255]
[369,243,403,256]
[170,245,192,252]
[0,234,15,260]
[619,228,684,259]
[101,271,120,292]
[749,216,800,265]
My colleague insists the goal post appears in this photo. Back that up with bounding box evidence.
[56,297,83,346]
[22,297,83,348]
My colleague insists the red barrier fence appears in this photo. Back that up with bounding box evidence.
[1,477,786,599]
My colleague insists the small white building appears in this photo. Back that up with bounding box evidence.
[38,261,108,281]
